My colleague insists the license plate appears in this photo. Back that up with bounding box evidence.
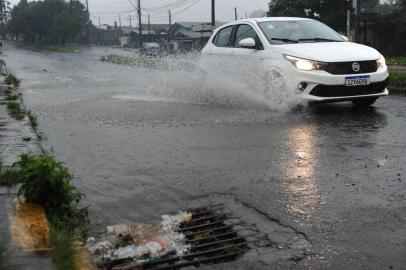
[345,75,370,86]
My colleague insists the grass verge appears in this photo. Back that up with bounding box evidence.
[5,74,20,88]
[389,71,406,87]
[40,45,80,53]
[387,56,406,66]
[7,102,25,120]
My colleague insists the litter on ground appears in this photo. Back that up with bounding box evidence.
[86,212,193,267]
[85,206,258,270]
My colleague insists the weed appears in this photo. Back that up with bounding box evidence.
[27,111,38,129]
[50,226,77,270]
[6,94,18,101]
[0,165,20,186]
[7,102,25,120]
[5,74,20,88]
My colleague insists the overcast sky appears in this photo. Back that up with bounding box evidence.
[9,0,270,26]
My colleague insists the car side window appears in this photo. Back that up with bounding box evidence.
[213,26,233,47]
[234,24,259,48]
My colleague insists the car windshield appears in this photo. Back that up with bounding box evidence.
[258,20,344,44]
[143,43,160,49]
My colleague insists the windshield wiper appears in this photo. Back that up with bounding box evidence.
[298,38,341,42]
[271,38,298,43]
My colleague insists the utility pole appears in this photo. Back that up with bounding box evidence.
[148,13,151,37]
[355,0,360,42]
[119,14,122,30]
[98,16,101,28]
[138,0,142,48]
[168,9,172,45]
[234,7,237,20]
[127,15,132,28]
[211,0,215,27]
[86,0,91,44]
[245,12,248,19]
[168,9,172,29]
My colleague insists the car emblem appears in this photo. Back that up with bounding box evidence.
[352,62,360,72]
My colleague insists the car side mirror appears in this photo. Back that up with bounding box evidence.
[340,35,349,42]
[239,38,256,49]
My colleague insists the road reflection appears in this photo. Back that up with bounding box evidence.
[282,124,321,217]
[280,104,388,217]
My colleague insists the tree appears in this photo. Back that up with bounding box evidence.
[49,11,81,45]
[7,0,88,45]
[268,0,380,33]
[7,0,28,40]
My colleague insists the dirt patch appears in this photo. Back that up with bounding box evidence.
[9,198,50,252]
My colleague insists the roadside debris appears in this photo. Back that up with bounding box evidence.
[85,206,262,270]
[86,212,193,267]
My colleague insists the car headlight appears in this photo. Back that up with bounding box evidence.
[284,55,326,71]
[377,57,386,68]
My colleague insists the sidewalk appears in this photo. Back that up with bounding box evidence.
[0,83,55,269]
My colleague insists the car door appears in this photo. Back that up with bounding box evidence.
[227,23,268,91]
[200,25,237,79]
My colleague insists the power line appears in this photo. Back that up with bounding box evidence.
[95,0,201,23]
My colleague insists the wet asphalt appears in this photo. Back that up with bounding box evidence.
[2,41,406,270]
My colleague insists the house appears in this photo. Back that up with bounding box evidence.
[119,24,170,48]
[168,22,224,52]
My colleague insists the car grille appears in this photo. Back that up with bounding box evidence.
[309,79,388,97]
[324,60,378,75]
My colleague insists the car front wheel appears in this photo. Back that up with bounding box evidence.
[352,97,378,107]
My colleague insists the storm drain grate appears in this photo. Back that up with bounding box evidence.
[110,205,270,270]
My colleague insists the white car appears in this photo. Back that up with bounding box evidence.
[202,17,389,106]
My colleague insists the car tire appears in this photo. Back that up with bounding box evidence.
[352,97,378,107]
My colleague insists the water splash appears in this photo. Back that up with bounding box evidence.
[100,49,299,111]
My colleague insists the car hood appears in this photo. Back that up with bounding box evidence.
[272,42,382,62]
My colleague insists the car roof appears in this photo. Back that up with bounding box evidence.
[253,17,313,22]
[219,17,314,28]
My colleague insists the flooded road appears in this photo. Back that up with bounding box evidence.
[3,41,406,270]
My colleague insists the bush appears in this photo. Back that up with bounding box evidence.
[4,74,20,88]
[16,154,88,270]
[17,154,85,222]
